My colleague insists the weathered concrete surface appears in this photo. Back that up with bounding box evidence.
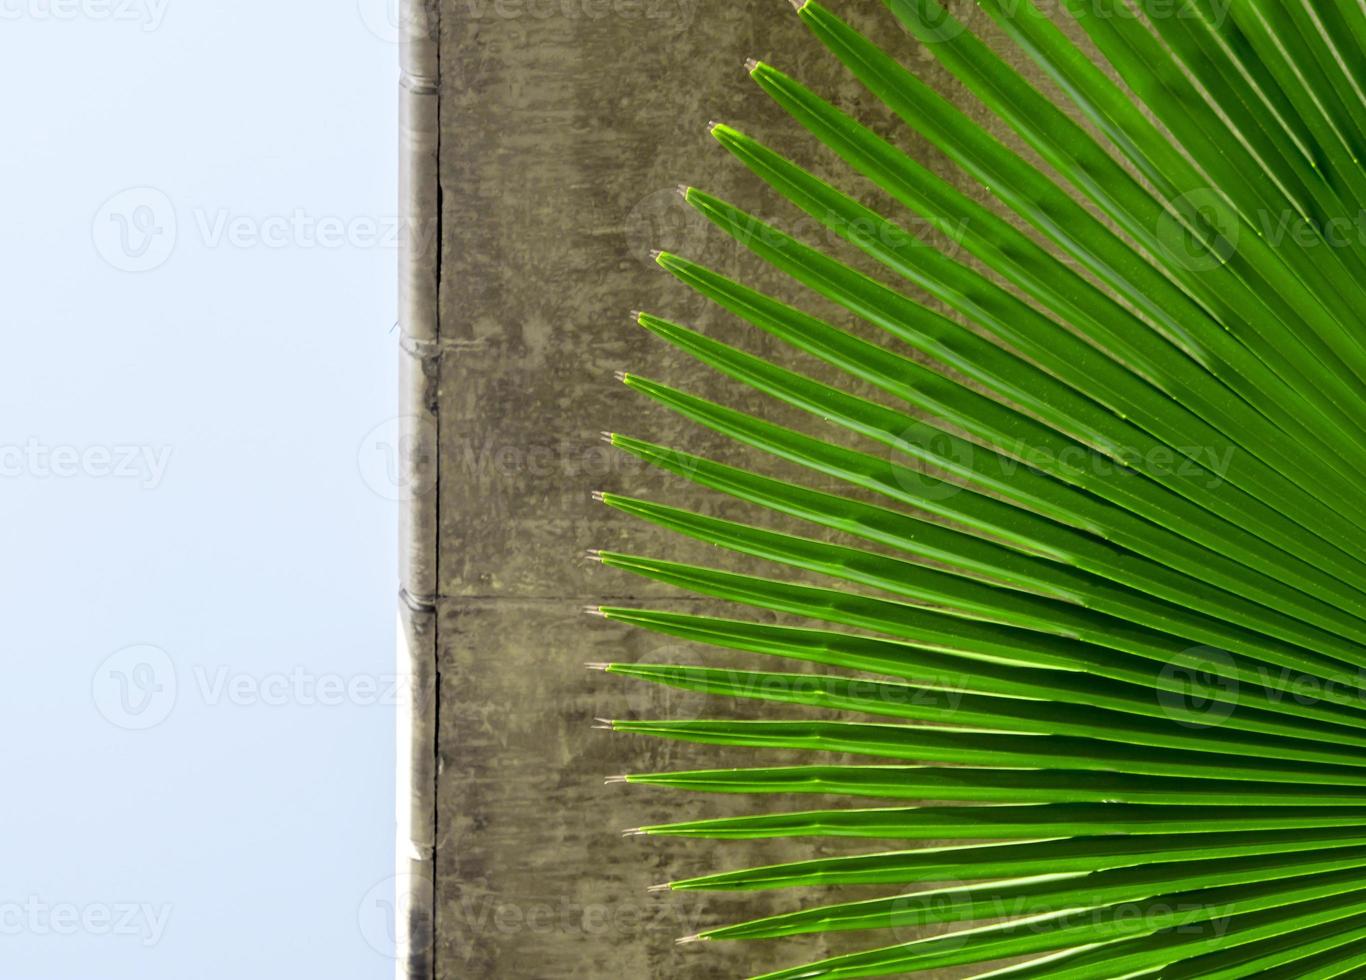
[429,1,1073,976]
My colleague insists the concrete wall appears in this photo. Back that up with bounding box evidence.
[426,2,1057,976]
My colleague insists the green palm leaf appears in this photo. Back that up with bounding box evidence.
[594,0,1366,975]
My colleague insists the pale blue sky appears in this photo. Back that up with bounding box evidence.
[1,2,401,977]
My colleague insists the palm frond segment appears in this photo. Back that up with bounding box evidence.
[597,0,1366,975]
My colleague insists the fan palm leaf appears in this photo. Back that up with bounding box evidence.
[593,0,1366,975]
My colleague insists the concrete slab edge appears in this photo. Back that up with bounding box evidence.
[397,1,440,978]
